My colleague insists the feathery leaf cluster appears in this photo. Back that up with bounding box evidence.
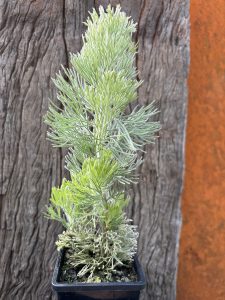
[44,5,160,282]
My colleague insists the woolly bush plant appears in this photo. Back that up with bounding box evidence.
[45,5,160,282]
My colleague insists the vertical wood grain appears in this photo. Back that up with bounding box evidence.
[95,1,189,299]
[0,1,92,299]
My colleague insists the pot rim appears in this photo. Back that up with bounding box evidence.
[52,251,145,292]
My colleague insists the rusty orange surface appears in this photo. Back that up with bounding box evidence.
[177,1,225,299]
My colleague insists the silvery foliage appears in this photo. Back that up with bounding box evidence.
[44,5,160,282]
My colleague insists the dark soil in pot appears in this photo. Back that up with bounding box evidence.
[60,250,137,284]
[52,251,145,300]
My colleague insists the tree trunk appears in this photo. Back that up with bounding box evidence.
[0,1,189,300]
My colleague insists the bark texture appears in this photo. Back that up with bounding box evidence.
[0,1,189,299]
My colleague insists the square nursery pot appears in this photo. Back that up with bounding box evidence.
[52,251,145,300]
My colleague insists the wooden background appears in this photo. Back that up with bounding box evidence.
[0,1,189,299]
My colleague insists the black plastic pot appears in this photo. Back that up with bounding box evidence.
[52,251,145,300]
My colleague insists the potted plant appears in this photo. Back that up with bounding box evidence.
[44,5,160,300]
